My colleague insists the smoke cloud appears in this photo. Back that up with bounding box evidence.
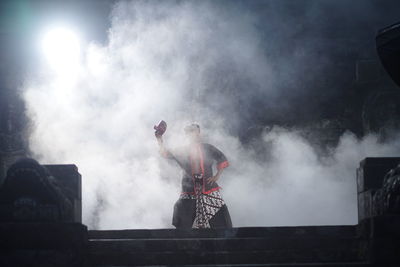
[22,0,400,229]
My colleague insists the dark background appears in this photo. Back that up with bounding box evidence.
[0,0,400,162]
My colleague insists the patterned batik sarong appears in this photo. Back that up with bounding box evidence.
[180,175,225,228]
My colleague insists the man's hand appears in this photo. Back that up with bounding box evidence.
[207,168,225,184]
[207,175,219,184]
[154,120,167,137]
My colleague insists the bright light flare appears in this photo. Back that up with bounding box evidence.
[40,26,81,71]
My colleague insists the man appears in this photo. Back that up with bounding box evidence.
[155,122,232,228]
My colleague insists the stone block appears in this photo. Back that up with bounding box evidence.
[357,158,400,193]
[0,159,75,222]
[44,164,82,222]
[358,189,376,222]
[0,222,87,267]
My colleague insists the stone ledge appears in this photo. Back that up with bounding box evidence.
[0,223,88,249]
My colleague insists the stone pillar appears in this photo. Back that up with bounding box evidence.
[0,102,26,185]
[0,159,86,267]
[357,157,400,222]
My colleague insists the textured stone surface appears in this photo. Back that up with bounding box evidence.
[376,22,400,88]
[0,223,87,249]
[358,189,377,221]
[0,223,87,267]
[88,226,363,266]
[44,164,82,223]
[0,219,399,266]
[3,158,400,266]
[357,158,400,193]
[89,225,357,240]
[0,159,81,223]
[358,216,400,265]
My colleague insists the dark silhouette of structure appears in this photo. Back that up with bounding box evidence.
[0,157,399,266]
[1,9,400,267]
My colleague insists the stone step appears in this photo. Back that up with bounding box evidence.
[88,237,361,253]
[0,222,87,249]
[88,248,363,266]
[107,264,371,267]
[88,226,364,266]
[89,226,357,240]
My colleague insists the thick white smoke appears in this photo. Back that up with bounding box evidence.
[22,0,400,229]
